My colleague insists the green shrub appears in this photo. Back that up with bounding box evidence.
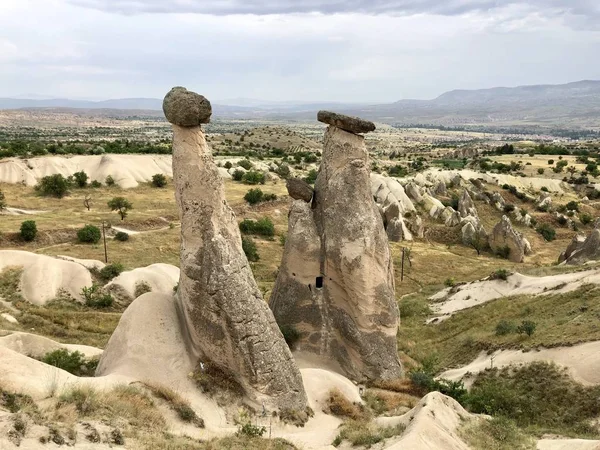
[239,217,275,237]
[536,223,556,241]
[223,161,233,169]
[304,169,318,185]
[77,225,101,244]
[0,189,5,211]
[151,173,167,188]
[105,175,116,186]
[490,269,510,281]
[81,284,114,308]
[232,169,245,181]
[537,168,545,175]
[517,320,537,337]
[275,163,291,178]
[114,231,129,241]
[242,171,266,185]
[99,263,124,282]
[42,349,97,376]
[548,159,554,165]
[279,325,300,349]
[237,423,266,437]
[20,220,37,242]
[503,204,515,214]
[541,186,549,192]
[90,180,102,188]
[495,320,516,336]
[242,237,259,262]
[580,213,593,225]
[35,174,70,198]
[107,197,132,220]
[244,188,264,205]
[444,278,456,287]
[557,215,568,226]
[495,245,511,259]
[238,159,253,170]
[566,201,579,212]
[73,171,88,188]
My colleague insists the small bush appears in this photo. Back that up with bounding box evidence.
[151,173,167,188]
[537,168,545,175]
[503,204,515,214]
[495,245,511,259]
[580,213,593,225]
[77,224,101,244]
[325,389,365,420]
[444,278,456,287]
[105,175,116,186]
[35,174,70,198]
[242,237,259,262]
[20,220,38,242]
[114,231,129,241]
[73,171,88,188]
[495,320,516,336]
[541,186,549,192]
[557,215,568,226]
[517,320,537,337]
[237,159,253,170]
[239,217,275,237]
[244,188,264,205]
[42,349,97,376]
[536,223,556,241]
[237,423,266,438]
[276,163,291,178]
[566,201,579,212]
[223,161,233,169]
[279,325,300,349]
[107,197,133,220]
[99,263,124,282]
[90,180,102,188]
[304,169,318,185]
[232,169,245,181]
[242,171,266,185]
[490,269,510,281]
[548,159,554,165]
[81,284,114,308]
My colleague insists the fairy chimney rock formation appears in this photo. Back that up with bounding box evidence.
[270,112,402,382]
[164,88,309,417]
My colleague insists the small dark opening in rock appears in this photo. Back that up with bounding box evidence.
[316,276,324,289]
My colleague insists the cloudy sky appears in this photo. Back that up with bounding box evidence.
[1,0,599,102]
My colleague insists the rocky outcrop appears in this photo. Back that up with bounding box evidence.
[371,174,419,242]
[536,192,552,211]
[317,110,376,134]
[162,87,212,126]
[100,88,309,419]
[270,118,402,382]
[489,191,506,211]
[440,207,461,227]
[489,215,530,263]
[562,230,600,264]
[458,190,477,218]
[405,182,424,203]
[434,181,447,196]
[287,178,314,202]
[461,216,488,249]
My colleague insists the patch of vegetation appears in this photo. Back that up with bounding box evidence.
[239,217,275,237]
[99,263,125,282]
[114,231,129,241]
[333,420,406,448]
[324,389,366,420]
[495,245,511,260]
[243,171,266,185]
[105,175,116,186]
[238,159,253,170]
[242,236,259,262]
[134,281,152,298]
[0,188,6,210]
[244,188,277,205]
[459,417,535,450]
[580,213,593,225]
[0,266,24,302]
[536,223,556,241]
[81,284,114,308]
[77,224,101,244]
[495,320,516,336]
[151,173,167,188]
[35,174,70,198]
[237,423,266,438]
[144,382,204,427]
[232,169,245,181]
[279,324,300,349]
[304,169,318,185]
[42,348,97,376]
[490,269,510,281]
[20,220,37,242]
[466,362,600,436]
[193,362,244,402]
[73,171,88,188]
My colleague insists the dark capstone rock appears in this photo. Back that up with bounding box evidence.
[163,87,212,127]
[286,178,314,202]
[317,110,376,134]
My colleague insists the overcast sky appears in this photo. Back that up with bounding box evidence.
[1,0,599,102]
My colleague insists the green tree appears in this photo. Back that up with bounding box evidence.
[108,197,133,220]
[35,174,70,198]
[151,173,167,188]
[77,224,101,244]
[20,220,37,242]
[73,171,89,188]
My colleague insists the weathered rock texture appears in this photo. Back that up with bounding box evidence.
[458,190,477,218]
[163,87,212,127]
[562,230,600,264]
[317,110,376,134]
[489,215,529,263]
[170,122,308,415]
[287,178,314,202]
[270,125,402,382]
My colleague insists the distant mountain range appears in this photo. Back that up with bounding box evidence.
[2,80,600,127]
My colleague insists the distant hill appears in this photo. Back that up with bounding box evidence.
[2,80,600,127]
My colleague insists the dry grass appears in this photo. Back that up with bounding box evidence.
[333,420,406,448]
[323,388,366,420]
[142,382,203,427]
[138,434,298,450]
[459,417,535,450]
[363,389,419,415]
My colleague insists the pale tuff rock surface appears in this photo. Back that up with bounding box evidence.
[461,216,487,248]
[0,250,92,305]
[317,110,376,134]
[489,215,530,263]
[170,121,308,414]
[457,190,477,218]
[536,191,552,210]
[286,177,314,202]
[104,263,179,306]
[270,124,402,382]
[162,86,212,127]
[371,173,419,242]
[563,229,600,265]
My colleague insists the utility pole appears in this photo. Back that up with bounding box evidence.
[102,220,108,263]
[401,247,405,282]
